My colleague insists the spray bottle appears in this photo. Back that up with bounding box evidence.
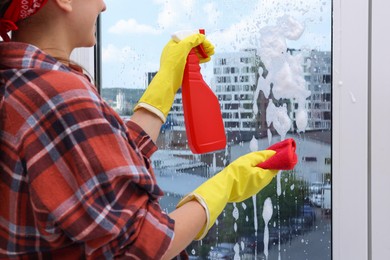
[172,29,226,154]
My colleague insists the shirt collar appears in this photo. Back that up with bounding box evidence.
[0,42,85,77]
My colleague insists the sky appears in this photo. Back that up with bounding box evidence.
[100,0,331,89]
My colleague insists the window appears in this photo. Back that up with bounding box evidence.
[99,0,332,259]
[303,156,318,162]
[325,158,331,165]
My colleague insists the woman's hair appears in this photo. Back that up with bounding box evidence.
[0,0,12,18]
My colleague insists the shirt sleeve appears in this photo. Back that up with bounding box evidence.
[23,71,175,259]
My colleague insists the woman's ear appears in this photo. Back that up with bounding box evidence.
[54,0,73,13]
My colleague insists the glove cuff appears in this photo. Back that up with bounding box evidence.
[133,102,166,123]
[176,192,210,240]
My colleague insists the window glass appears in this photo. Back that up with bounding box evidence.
[100,0,332,259]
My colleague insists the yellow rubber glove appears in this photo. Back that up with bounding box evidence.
[176,150,278,240]
[133,33,215,122]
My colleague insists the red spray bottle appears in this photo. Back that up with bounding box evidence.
[173,29,226,154]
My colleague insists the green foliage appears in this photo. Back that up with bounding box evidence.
[206,170,308,242]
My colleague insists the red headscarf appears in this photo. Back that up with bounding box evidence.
[0,0,49,41]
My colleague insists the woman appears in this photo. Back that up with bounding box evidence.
[0,0,294,259]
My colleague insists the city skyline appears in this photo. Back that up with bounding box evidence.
[103,48,331,146]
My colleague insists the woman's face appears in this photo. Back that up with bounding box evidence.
[69,0,106,48]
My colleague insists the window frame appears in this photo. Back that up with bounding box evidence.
[332,0,368,258]
[370,0,390,258]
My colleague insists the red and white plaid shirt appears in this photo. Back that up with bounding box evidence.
[0,42,185,259]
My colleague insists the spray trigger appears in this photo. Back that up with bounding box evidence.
[171,29,208,58]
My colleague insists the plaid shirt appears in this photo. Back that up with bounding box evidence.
[0,42,185,259]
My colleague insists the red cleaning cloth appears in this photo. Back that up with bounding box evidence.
[258,138,298,170]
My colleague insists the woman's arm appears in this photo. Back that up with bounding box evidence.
[130,108,163,143]
[131,108,207,259]
[162,200,207,260]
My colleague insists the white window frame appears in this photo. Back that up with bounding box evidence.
[332,0,369,258]
[70,47,95,80]
[72,0,390,258]
[333,0,390,259]
[370,0,390,258]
